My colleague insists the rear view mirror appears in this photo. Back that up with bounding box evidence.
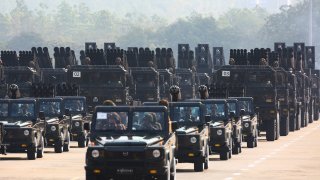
[171,121,178,132]
[204,115,211,123]
[38,111,45,120]
[65,108,70,116]
[84,122,91,131]
[229,112,235,118]
[240,109,245,116]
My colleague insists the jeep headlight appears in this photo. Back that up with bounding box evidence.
[266,98,273,102]
[152,149,161,158]
[217,129,223,136]
[74,122,80,127]
[190,137,197,144]
[24,130,30,136]
[244,123,250,128]
[91,150,100,158]
[51,126,57,131]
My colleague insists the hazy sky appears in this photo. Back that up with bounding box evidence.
[0,0,302,23]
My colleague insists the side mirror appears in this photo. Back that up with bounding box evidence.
[38,111,45,120]
[65,108,70,116]
[84,123,91,131]
[229,112,235,118]
[204,115,211,123]
[240,109,245,116]
[171,121,178,132]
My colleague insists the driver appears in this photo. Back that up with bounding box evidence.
[19,104,32,116]
[141,113,158,130]
[182,107,195,122]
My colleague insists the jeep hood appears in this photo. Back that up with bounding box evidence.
[1,121,32,128]
[209,121,224,128]
[176,126,198,135]
[96,135,164,147]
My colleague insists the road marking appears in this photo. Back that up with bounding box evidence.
[224,177,233,180]
[240,168,249,171]
[233,173,241,176]
[248,164,255,168]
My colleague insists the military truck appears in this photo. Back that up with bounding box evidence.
[85,106,176,180]
[129,67,160,102]
[174,68,196,100]
[0,99,44,160]
[211,65,280,141]
[229,97,258,148]
[37,98,70,153]
[68,65,130,107]
[62,96,91,147]
[170,102,209,171]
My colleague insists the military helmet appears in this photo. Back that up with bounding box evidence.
[103,100,116,106]
[198,85,207,92]
[169,85,180,94]
[9,84,19,91]
[159,99,169,107]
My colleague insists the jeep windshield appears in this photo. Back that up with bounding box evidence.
[238,100,253,115]
[95,111,128,131]
[10,102,35,119]
[172,106,200,123]
[205,103,226,120]
[132,111,164,131]
[64,99,85,113]
[0,102,9,119]
[39,101,61,117]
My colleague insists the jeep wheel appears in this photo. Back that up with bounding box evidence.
[27,137,37,160]
[63,132,70,152]
[78,134,86,148]
[158,160,170,180]
[232,142,240,154]
[54,132,64,153]
[280,117,289,136]
[37,136,44,158]
[170,158,176,180]
[247,135,254,148]
[204,145,209,170]
[220,151,229,160]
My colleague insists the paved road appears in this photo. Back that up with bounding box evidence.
[1,121,320,180]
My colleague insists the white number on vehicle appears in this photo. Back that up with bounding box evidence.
[222,71,230,77]
[73,71,81,78]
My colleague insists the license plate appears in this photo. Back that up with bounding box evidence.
[116,168,133,174]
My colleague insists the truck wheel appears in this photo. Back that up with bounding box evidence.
[289,116,296,132]
[37,136,44,158]
[194,161,204,172]
[280,117,289,136]
[220,151,229,160]
[266,120,276,141]
[27,137,37,160]
[63,132,70,152]
[170,158,176,180]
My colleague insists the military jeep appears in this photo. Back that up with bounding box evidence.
[203,99,233,160]
[61,96,91,147]
[229,97,259,148]
[37,98,70,153]
[85,106,176,180]
[225,98,243,154]
[170,102,210,172]
[0,99,44,160]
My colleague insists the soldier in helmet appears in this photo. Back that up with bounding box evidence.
[229,58,235,65]
[103,100,116,106]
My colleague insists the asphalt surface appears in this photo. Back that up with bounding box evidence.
[1,120,320,180]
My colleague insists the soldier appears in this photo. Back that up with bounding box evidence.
[103,100,116,106]
[19,104,32,116]
[84,57,91,65]
[141,113,158,130]
[182,107,196,122]
[259,58,268,66]
[229,58,235,65]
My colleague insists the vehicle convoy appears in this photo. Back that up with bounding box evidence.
[229,97,258,148]
[170,101,210,172]
[37,97,70,153]
[62,96,91,147]
[0,99,45,160]
[85,106,176,180]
